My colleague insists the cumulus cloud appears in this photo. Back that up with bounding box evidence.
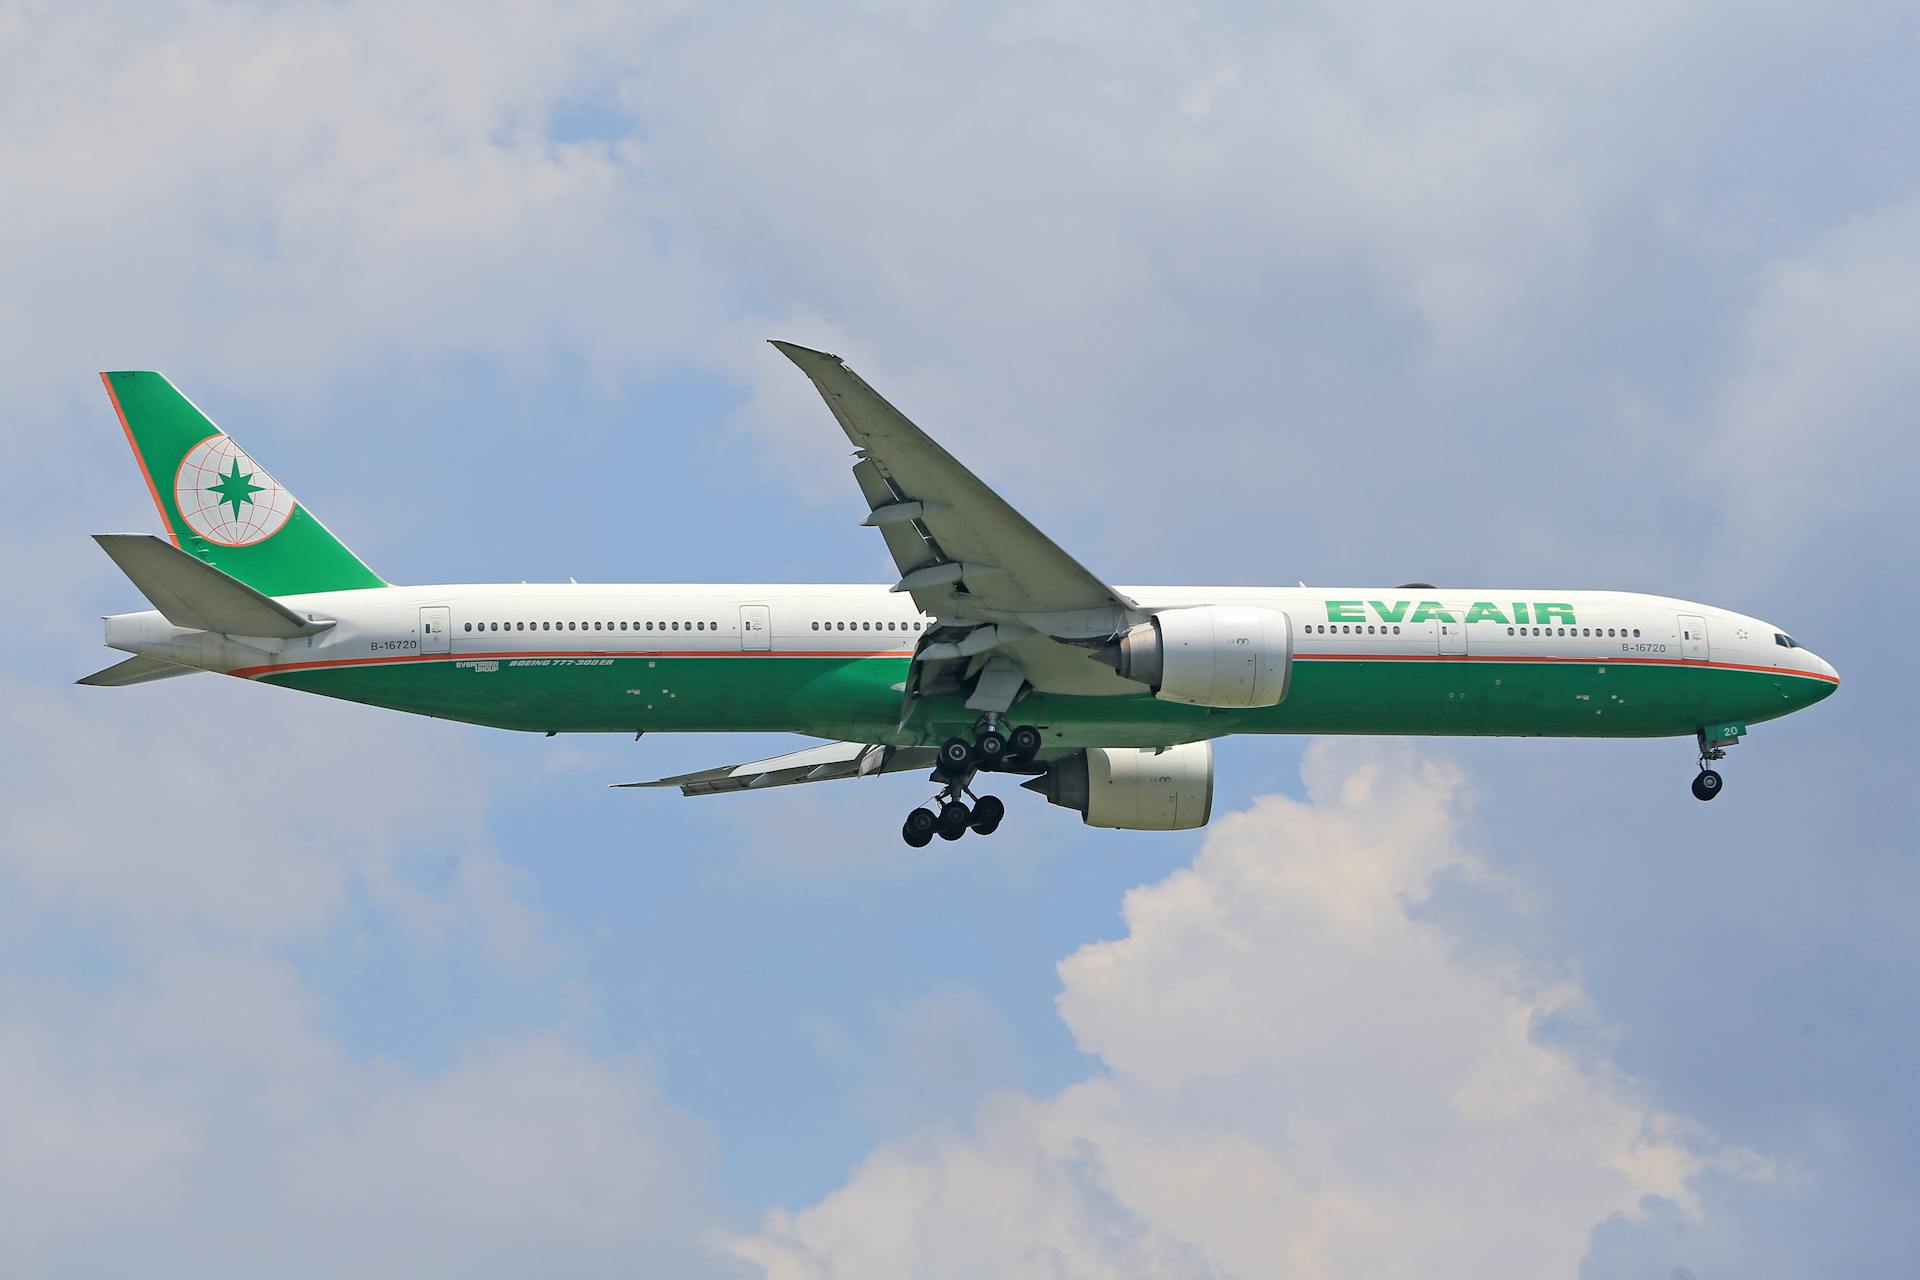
[732,745,1756,1278]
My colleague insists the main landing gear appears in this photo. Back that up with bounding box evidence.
[902,719,1038,846]
[901,793,1005,848]
[934,721,1042,778]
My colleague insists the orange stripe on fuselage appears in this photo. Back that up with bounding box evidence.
[1299,652,1840,683]
[230,647,1838,685]
[101,373,179,548]
[232,648,916,679]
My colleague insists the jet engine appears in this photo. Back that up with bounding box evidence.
[1022,743,1214,830]
[1094,605,1293,708]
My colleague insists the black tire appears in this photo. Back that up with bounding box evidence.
[970,794,1005,835]
[938,800,971,839]
[903,809,938,845]
[1009,724,1043,762]
[975,729,1008,767]
[936,736,976,778]
[1691,769,1723,802]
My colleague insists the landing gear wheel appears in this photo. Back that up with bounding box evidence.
[975,729,1008,768]
[936,736,976,779]
[902,808,937,847]
[969,794,1005,835]
[1009,724,1042,763]
[1691,769,1723,802]
[938,800,972,840]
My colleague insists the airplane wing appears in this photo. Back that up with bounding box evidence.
[773,342,1147,715]
[614,740,940,797]
[772,342,1133,622]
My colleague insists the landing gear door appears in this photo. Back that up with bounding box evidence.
[420,606,451,655]
[1678,613,1709,661]
[740,604,771,652]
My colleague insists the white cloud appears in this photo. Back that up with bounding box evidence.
[0,671,722,1277]
[0,0,704,434]
[0,674,542,961]
[1700,189,1920,575]
[732,744,1757,1279]
[0,951,720,1278]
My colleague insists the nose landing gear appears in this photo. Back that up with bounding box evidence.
[1690,725,1739,802]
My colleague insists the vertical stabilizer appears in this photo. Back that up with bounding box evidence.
[101,371,384,596]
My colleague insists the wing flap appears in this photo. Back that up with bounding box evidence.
[615,741,939,797]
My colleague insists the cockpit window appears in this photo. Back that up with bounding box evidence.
[1774,633,1799,649]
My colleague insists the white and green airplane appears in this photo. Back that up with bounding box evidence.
[85,344,1838,844]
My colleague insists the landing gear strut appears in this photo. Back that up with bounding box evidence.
[1691,727,1731,802]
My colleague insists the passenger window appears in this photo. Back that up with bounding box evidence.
[463,623,472,632]
[1632,628,1640,637]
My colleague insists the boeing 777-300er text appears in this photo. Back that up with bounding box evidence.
[84,344,1839,845]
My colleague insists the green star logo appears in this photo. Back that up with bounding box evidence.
[207,458,264,523]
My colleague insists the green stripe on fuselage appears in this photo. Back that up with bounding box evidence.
[255,654,1834,746]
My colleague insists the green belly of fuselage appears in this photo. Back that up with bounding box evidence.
[255,653,1830,746]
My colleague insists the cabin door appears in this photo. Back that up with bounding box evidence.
[1437,611,1468,656]
[420,606,451,655]
[740,604,772,652]
[1677,614,1709,661]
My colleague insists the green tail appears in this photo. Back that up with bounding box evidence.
[102,371,384,596]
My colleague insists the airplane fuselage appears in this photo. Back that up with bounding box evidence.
[105,583,1840,749]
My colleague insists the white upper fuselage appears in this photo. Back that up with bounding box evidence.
[105,582,1837,689]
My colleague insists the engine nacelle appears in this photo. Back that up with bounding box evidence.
[1097,605,1293,708]
[1022,743,1214,830]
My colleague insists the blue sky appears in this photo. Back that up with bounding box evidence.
[2,3,1915,1276]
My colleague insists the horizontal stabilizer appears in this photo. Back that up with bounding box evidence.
[94,533,333,639]
[76,654,200,687]
[616,740,939,796]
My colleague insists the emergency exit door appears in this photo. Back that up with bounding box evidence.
[420,606,451,655]
[739,604,771,652]
[1677,614,1709,661]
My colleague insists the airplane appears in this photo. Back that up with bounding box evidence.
[83,344,1839,846]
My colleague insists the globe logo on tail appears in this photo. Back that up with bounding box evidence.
[174,435,295,546]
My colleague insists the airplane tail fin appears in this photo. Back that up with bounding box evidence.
[101,372,385,596]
